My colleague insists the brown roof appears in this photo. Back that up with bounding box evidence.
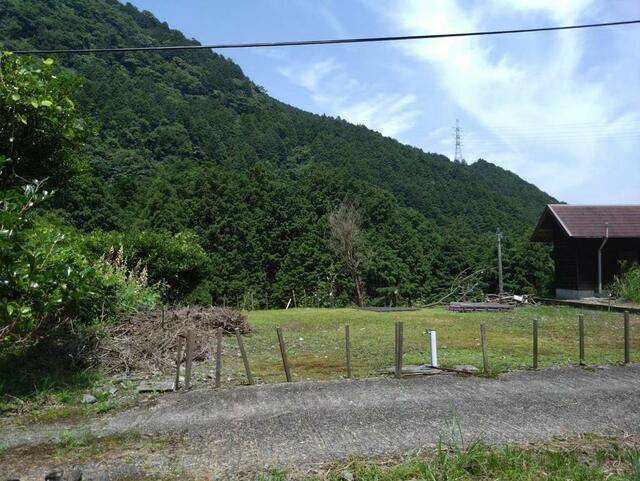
[532,204,640,241]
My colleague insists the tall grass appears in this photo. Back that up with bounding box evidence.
[611,265,640,303]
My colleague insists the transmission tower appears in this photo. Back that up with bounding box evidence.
[454,118,466,165]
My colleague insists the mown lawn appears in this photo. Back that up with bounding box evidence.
[202,305,639,386]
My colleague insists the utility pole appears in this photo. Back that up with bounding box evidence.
[454,118,467,165]
[496,228,504,295]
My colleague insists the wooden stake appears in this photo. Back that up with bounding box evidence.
[624,311,630,364]
[184,329,194,389]
[532,319,539,370]
[214,327,223,388]
[277,327,292,382]
[396,322,404,379]
[394,322,399,377]
[480,324,490,374]
[235,328,253,385]
[578,314,585,366]
[345,325,352,379]
[174,334,183,391]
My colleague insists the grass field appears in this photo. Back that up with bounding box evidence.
[202,305,639,386]
[1,305,637,419]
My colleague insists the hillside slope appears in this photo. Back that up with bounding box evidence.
[0,0,555,229]
[0,0,555,304]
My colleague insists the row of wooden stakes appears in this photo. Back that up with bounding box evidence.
[173,312,633,390]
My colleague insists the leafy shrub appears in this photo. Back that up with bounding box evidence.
[82,230,210,304]
[94,245,159,316]
[0,161,159,341]
[611,264,640,303]
[0,53,159,342]
[0,52,90,188]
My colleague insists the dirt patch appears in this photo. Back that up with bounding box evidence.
[96,306,250,374]
[291,354,345,374]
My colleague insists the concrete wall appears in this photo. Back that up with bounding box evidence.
[556,288,598,300]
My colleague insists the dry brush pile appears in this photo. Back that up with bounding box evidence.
[97,306,251,374]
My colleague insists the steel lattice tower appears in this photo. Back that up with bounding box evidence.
[454,118,466,165]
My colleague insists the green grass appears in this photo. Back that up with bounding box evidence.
[0,431,170,470]
[0,339,139,421]
[196,306,639,385]
[2,305,637,420]
[257,436,640,481]
[2,431,637,481]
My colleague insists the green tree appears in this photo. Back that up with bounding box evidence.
[0,54,158,341]
[0,52,89,188]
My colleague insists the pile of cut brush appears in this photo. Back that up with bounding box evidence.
[485,293,538,306]
[97,306,250,374]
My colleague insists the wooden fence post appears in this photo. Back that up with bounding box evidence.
[396,321,404,379]
[345,325,352,379]
[276,327,292,382]
[393,322,397,375]
[174,334,184,391]
[184,329,194,389]
[394,322,399,378]
[578,314,585,366]
[235,328,253,385]
[624,311,630,364]
[480,324,490,374]
[532,319,539,370]
[215,327,223,388]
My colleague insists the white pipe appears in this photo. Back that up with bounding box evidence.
[430,330,438,367]
[597,223,609,295]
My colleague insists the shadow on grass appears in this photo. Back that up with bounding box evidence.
[0,328,101,412]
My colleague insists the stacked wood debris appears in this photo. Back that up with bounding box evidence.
[449,302,513,312]
[96,306,250,374]
[485,293,538,306]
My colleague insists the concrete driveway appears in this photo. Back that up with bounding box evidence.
[2,364,639,478]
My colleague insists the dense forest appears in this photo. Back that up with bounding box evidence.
[0,0,556,328]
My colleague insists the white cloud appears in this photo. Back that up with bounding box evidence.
[280,58,422,138]
[372,0,640,202]
[491,0,594,22]
[280,58,339,91]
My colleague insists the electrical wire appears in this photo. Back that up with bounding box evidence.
[10,19,640,55]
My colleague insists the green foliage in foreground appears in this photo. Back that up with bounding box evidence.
[0,51,90,188]
[611,264,640,303]
[0,52,159,341]
[259,439,640,481]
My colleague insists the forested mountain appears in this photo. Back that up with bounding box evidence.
[0,0,556,306]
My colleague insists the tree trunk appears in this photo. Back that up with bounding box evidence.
[354,274,365,307]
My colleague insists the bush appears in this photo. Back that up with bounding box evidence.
[611,264,640,303]
[0,52,90,188]
[0,54,160,342]
[83,230,210,303]
[0,158,159,341]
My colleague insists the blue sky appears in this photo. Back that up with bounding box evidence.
[128,0,640,204]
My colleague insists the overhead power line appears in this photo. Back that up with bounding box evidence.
[11,19,640,55]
